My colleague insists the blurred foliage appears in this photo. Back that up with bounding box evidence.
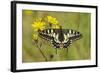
[22,10,91,63]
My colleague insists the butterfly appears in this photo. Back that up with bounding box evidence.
[39,29,82,49]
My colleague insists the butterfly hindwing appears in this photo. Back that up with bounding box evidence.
[39,29,82,48]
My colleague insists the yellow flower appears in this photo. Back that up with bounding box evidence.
[47,16,58,25]
[32,34,38,40]
[52,25,60,29]
[32,19,46,31]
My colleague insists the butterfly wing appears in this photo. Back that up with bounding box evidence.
[61,29,82,48]
[39,29,63,48]
[39,29,54,41]
[39,29,61,40]
[63,29,82,42]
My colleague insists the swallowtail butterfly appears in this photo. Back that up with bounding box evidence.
[39,29,82,49]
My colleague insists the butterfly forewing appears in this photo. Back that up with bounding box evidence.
[63,29,82,41]
[39,29,53,41]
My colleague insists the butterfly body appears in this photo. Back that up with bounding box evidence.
[39,29,82,49]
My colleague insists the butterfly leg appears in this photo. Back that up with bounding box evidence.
[56,49,58,54]
[66,48,68,53]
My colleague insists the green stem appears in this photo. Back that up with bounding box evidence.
[36,45,48,61]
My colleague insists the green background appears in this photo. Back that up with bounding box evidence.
[22,10,91,63]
